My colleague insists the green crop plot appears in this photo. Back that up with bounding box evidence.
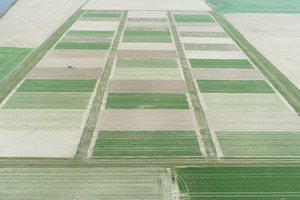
[197,80,274,93]
[105,93,189,109]
[116,58,178,68]
[82,13,121,17]
[93,131,201,157]
[55,42,111,49]
[189,59,253,69]
[175,167,300,199]
[0,47,32,83]
[0,168,171,199]
[209,0,300,13]
[113,68,182,80]
[184,43,239,51]
[127,18,167,22]
[3,92,91,109]
[173,15,215,22]
[217,131,300,157]
[17,79,97,92]
[179,31,227,38]
[122,31,172,43]
[66,30,115,37]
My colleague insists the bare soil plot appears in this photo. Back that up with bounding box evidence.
[128,11,167,18]
[0,130,81,157]
[3,92,91,109]
[225,13,300,89]
[179,31,227,38]
[105,93,189,109]
[108,80,187,93]
[217,131,300,157]
[118,43,176,50]
[181,37,233,44]
[27,68,102,79]
[202,93,288,111]
[97,110,198,131]
[177,26,224,32]
[186,50,246,59]
[83,0,211,11]
[70,21,120,31]
[126,22,169,28]
[206,110,300,131]
[192,69,265,80]
[116,58,178,68]
[0,0,86,47]
[197,80,274,93]
[113,68,182,80]
[93,131,202,157]
[117,50,178,58]
[0,168,172,199]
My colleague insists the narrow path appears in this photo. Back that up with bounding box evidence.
[167,11,217,157]
[75,11,128,160]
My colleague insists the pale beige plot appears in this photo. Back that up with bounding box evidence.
[172,11,210,15]
[186,50,247,59]
[70,21,119,31]
[108,80,187,93]
[83,0,211,11]
[177,26,224,32]
[97,110,198,131]
[126,22,169,27]
[0,0,86,47]
[181,37,233,44]
[118,43,176,50]
[0,130,81,157]
[78,17,120,21]
[46,49,109,58]
[191,69,265,80]
[206,110,300,131]
[128,11,167,18]
[117,50,178,58]
[27,68,102,79]
[176,22,218,27]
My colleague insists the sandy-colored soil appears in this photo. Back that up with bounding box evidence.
[181,37,233,44]
[172,11,210,15]
[27,68,102,79]
[0,130,81,157]
[191,69,265,80]
[119,43,176,50]
[83,0,211,11]
[97,110,198,131]
[0,0,85,47]
[117,50,178,58]
[207,110,300,131]
[177,26,224,32]
[225,14,300,89]
[128,11,167,18]
[126,22,169,27]
[186,51,247,59]
[70,21,120,31]
[176,22,218,27]
[36,50,108,68]
[108,80,187,93]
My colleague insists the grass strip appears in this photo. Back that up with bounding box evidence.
[211,11,300,114]
[75,11,128,160]
[168,11,217,157]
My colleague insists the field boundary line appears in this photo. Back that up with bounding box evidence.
[167,11,217,157]
[211,11,300,115]
[75,11,128,160]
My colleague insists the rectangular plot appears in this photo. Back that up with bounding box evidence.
[108,80,187,93]
[118,43,176,50]
[127,18,167,22]
[186,51,247,59]
[176,22,218,27]
[181,37,233,44]
[125,26,170,32]
[192,69,265,80]
[55,42,111,50]
[128,11,167,18]
[27,68,102,79]
[60,35,112,43]
[174,15,214,22]
[126,22,169,27]
[17,80,97,92]
[202,93,288,110]
[189,59,253,69]
[113,68,182,80]
[79,17,120,21]
[98,110,198,131]
[123,31,172,43]
[45,49,109,58]
[184,43,239,51]
[82,13,121,18]
[116,58,178,68]
[179,31,227,37]
[93,131,201,157]
[217,131,300,157]
[207,110,300,131]
[70,21,119,31]
[66,30,115,37]
[177,26,224,32]
[3,93,91,109]
[105,93,189,109]
[197,80,274,93]
[117,50,178,58]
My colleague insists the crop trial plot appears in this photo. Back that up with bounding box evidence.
[105,93,189,109]
[174,14,215,22]
[93,131,202,157]
[184,43,239,51]
[180,31,227,37]
[122,31,172,43]
[174,167,300,199]
[0,47,32,83]
[27,68,102,79]
[189,59,253,68]
[0,168,172,199]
